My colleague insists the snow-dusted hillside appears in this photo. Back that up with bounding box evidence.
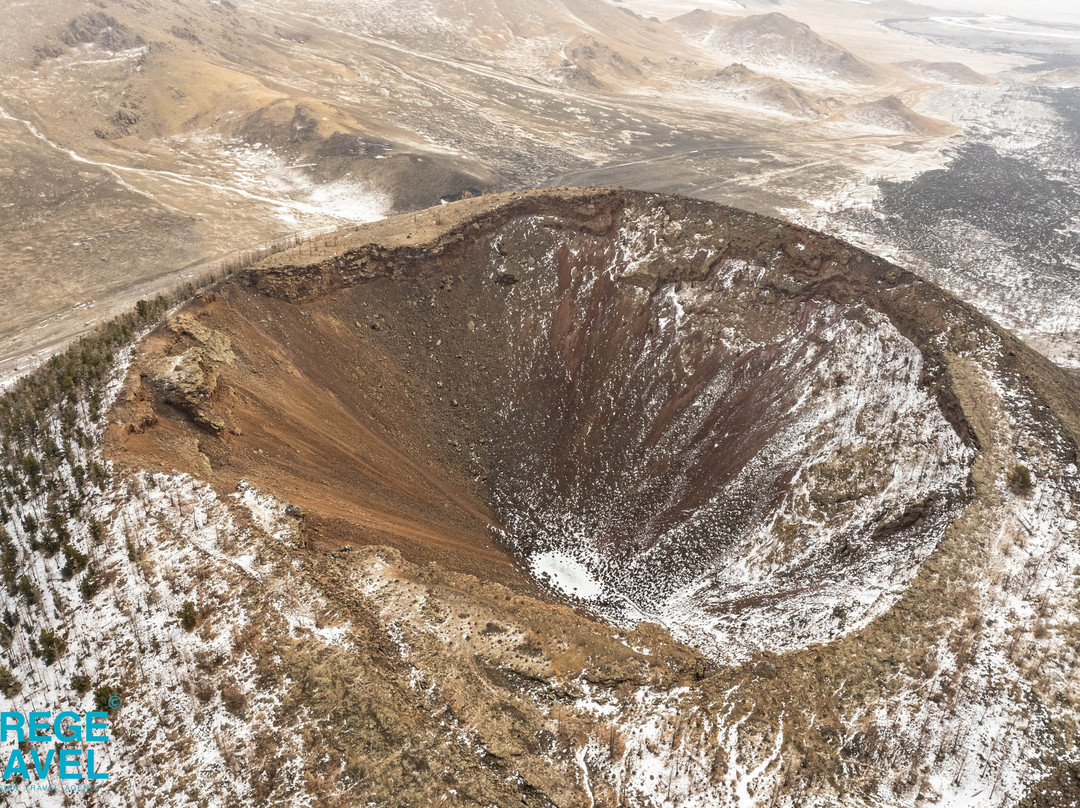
[670,10,882,86]
[2,189,1078,806]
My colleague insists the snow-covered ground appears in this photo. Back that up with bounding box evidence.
[0,350,339,805]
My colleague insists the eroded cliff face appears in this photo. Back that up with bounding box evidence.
[100,188,1080,806]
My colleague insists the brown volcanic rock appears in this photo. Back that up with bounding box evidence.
[106,187,1079,658]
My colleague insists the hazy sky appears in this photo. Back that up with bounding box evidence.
[919,0,1078,25]
[626,0,1079,26]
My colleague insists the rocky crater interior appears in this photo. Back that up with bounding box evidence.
[108,189,975,661]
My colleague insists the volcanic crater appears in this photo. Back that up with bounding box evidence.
[108,188,980,661]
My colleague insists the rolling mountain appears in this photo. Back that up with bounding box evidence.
[670,10,884,85]
[898,59,993,85]
[696,62,834,117]
[833,94,956,136]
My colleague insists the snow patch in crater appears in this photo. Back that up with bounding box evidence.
[529,550,606,600]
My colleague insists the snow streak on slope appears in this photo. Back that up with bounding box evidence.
[660,304,970,660]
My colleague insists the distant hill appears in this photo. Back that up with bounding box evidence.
[555,35,646,89]
[834,95,956,135]
[354,0,677,55]
[898,60,993,85]
[697,62,833,117]
[1025,66,1080,87]
[670,10,883,84]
